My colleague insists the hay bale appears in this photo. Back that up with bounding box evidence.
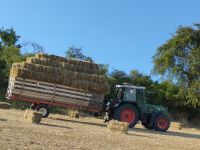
[171,122,184,130]
[10,53,110,94]
[24,109,42,124]
[68,111,79,118]
[0,102,11,109]
[107,120,129,134]
[35,53,99,71]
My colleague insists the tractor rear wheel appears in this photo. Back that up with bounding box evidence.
[114,104,139,128]
[153,114,170,132]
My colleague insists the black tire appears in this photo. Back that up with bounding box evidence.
[35,104,49,118]
[153,114,170,132]
[114,104,139,128]
[141,122,153,129]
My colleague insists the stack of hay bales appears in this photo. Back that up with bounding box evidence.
[9,53,110,94]
[24,109,42,124]
[107,120,129,134]
[68,111,79,118]
[0,102,11,109]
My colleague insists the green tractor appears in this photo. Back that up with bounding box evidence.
[104,83,171,132]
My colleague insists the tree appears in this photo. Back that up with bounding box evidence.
[98,64,109,75]
[21,40,45,55]
[130,70,153,87]
[66,46,93,62]
[153,24,200,115]
[0,28,20,47]
[0,28,22,92]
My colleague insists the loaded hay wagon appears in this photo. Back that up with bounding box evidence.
[6,53,171,132]
[6,53,109,117]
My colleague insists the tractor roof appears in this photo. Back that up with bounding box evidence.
[116,83,146,89]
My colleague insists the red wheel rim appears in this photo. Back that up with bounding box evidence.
[157,118,168,129]
[120,108,135,123]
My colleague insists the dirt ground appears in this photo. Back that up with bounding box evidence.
[0,109,200,150]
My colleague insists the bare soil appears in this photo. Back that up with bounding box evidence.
[0,109,200,150]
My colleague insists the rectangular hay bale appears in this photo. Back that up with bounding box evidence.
[107,120,129,134]
[24,109,42,124]
[68,111,79,118]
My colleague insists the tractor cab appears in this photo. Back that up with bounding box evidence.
[105,83,171,132]
[115,83,146,103]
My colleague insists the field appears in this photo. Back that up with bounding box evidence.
[0,109,200,150]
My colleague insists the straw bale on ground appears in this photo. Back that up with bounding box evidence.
[171,122,184,130]
[68,111,79,118]
[24,109,42,124]
[107,120,129,134]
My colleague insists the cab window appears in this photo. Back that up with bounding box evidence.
[123,88,136,101]
[116,88,124,100]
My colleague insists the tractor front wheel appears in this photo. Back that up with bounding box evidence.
[153,114,170,132]
[114,104,139,128]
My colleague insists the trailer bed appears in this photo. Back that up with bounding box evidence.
[6,77,104,112]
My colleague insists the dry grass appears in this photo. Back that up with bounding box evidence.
[0,109,200,150]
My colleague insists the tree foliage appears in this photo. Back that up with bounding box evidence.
[0,28,23,92]
[66,46,93,62]
[0,28,20,47]
[153,24,200,115]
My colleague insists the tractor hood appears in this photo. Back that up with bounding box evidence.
[145,104,169,115]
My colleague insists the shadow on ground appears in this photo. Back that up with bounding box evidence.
[48,117,200,139]
[49,117,107,127]
[0,118,7,121]
[40,122,72,129]
[130,127,200,139]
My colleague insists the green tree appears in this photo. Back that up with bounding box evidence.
[66,46,93,62]
[0,28,20,47]
[0,28,22,92]
[153,24,200,117]
[130,70,153,87]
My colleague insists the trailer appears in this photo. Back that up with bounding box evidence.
[6,77,104,117]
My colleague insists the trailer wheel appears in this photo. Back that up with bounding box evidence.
[114,104,139,128]
[35,104,49,118]
[153,114,170,132]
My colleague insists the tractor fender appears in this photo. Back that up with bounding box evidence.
[149,112,162,127]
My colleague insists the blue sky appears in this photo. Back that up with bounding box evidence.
[1,0,199,77]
